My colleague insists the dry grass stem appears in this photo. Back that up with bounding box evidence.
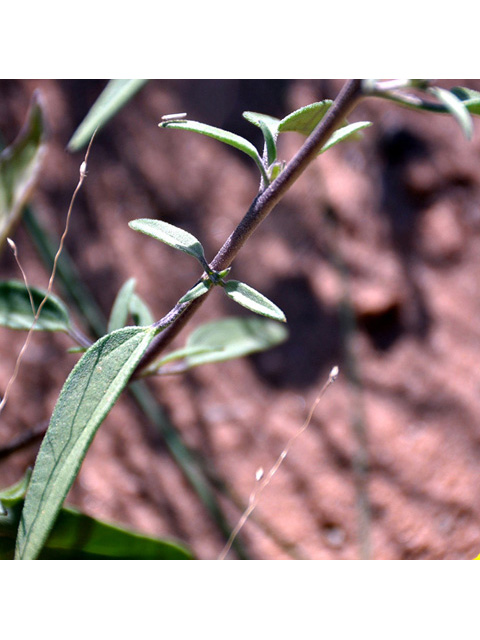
[0,133,96,416]
[218,365,339,560]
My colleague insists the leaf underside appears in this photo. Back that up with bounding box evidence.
[223,280,286,323]
[129,218,206,265]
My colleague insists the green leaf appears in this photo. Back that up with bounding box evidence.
[319,121,373,154]
[148,345,217,371]
[0,91,47,250]
[0,280,71,332]
[450,87,480,116]
[429,86,473,140]
[223,280,286,323]
[0,470,31,503]
[268,161,285,182]
[243,111,281,139]
[67,346,88,354]
[15,325,158,560]
[129,292,154,327]
[243,111,280,165]
[278,101,333,136]
[159,119,267,181]
[129,218,207,266]
[108,278,154,330]
[184,316,288,367]
[107,277,137,332]
[0,473,192,559]
[159,118,260,160]
[67,80,148,152]
[277,100,371,153]
[178,279,211,304]
[258,120,277,165]
[149,316,288,373]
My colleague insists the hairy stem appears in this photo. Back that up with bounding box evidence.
[135,79,363,374]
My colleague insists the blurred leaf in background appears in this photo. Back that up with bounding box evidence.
[67,79,148,152]
[0,280,72,332]
[0,90,47,251]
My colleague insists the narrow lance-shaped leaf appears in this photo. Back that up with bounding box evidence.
[107,278,154,331]
[0,90,47,250]
[15,325,158,560]
[223,280,286,323]
[178,279,211,304]
[107,277,137,332]
[159,119,268,182]
[177,266,230,305]
[129,218,208,267]
[159,119,260,161]
[67,80,148,151]
[319,121,373,154]
[0,280,71,332]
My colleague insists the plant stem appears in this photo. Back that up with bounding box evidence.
[23,205,247,557]
[135,79,363,374]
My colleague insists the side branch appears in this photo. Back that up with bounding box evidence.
[135,79,363,374]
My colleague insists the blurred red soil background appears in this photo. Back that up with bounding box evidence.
[1,79,480,559]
